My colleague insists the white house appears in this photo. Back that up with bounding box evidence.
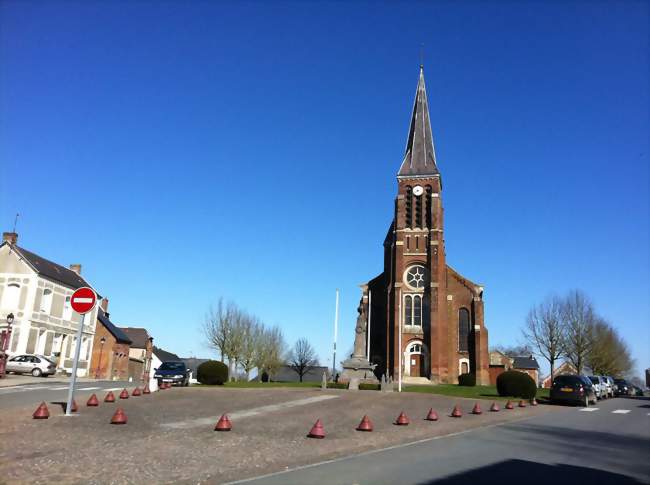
[0,232,100,377]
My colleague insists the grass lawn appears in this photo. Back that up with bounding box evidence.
[192,381,320,388]
[403,384,550,401]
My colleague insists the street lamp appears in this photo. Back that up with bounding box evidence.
[95,336,106,379]
[0,313,15,378]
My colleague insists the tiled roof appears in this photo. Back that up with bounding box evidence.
[120,327,150,349]
[2,242,91,290]
[513,356,540,370]
[97,310,132,345]
[153,346,180,362]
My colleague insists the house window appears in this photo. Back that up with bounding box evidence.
[459,308,470,352]
[404,294,423,327]
[63,296,72,320]
[1,283,20,309]
[41,289,53,314]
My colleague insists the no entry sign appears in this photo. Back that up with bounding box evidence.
[70,287,97,314]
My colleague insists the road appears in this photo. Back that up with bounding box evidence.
[0,379,134,408]
[234,396,650,485]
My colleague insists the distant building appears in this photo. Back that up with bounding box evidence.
[0,232,100,376]
[512,356,540,384]
[121,327,154,382]
[89,306,131,380]
[488,351,540,385]
[266,365,330,383]
[541,361,578,388]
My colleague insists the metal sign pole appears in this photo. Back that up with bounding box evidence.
[65,313,85,416]
[398,289,402,393]
[332,289,339,379]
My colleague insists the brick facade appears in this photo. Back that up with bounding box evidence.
[364,67,489,385]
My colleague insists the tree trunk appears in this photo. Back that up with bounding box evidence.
[550,359,555,386]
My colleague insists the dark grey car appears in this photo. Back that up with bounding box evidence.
[550,375,597,406]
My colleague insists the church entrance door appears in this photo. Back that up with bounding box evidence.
[410,354,421,377]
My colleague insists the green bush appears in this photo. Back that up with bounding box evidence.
[496,370,537,399]
[458,373,476,386]
[359,383,381,391]
[326,382,347,389]
[197,360,229,385]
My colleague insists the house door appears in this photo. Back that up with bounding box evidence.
[410,354,421,377]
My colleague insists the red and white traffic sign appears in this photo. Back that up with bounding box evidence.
[70,287,97,314]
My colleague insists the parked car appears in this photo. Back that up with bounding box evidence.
[550,374,597,407]
[614,378,633,396]
[5,354,57,377]
[588,376,607,399]
[601,376,615,398]
[632,385,644,397]
[153,361,190,387]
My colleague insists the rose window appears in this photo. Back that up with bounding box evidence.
[405,265,427,289]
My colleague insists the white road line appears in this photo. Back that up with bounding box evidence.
[106,387,123,392]
[49,386,69,390]
[0,385,49,394]
[161,395,340,430]
[579,408,599,412]
[612,409,630,414]
[78,387,101,391]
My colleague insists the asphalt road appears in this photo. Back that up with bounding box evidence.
[0,379,134,408]
[234,396,650,485]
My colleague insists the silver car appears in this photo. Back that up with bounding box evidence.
[6,354,57,377]
[588,376,608,399]
[600,376,615,398]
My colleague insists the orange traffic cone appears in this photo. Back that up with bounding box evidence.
[356,415,373,432]
[451,404,462,418]
[132,387,142,397]
[33,402,50,419]
[425,408,439,421]
[70,399,78,413]
[394,411,410,425]
[490,402,500,412]
[530,398,538,406]
[471,403,482,415]
[119,389,129,399]
[308,419,325,438]
[214,414,232,431]
[518,400,526,408]
[159,382,166,390]
[87,394,99,407]
[505,400,514,410]
[143,384,151,395]
[110,408,127,425]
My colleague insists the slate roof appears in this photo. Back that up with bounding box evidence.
[120,327,151,349]
[153,346,181,362]
[398,66,440,178]
[513,356,540,370]
[97,309,132,344]
[2,242,91,290]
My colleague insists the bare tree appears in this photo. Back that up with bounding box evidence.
[586,317,634,377]
[561,290,595,374]
[202,299,245,381]
[522,295,565,383]
[287,338,319,382]
[239,315,262,381]
[253,324,285,382]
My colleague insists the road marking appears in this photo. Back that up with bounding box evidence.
[106,387,123,392]
[612,409,630,414]
[50,386,69,390]
[0,385,49,394]
[579,408,599,412]
[78,387,101,391]
[161,395,340,430]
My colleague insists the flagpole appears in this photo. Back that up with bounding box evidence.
[398,289,402,393]
[332,289,339,379]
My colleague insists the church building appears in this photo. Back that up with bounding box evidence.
[364,67,490,385]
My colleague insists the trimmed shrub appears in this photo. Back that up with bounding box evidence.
[359,383,381,391]
[197,360,229,385]
[496,370,537,399]
[458,373,476,387]
[326,382,347,389]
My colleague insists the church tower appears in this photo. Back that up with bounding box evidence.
[365,66,489,385]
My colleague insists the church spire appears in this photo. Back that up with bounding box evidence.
[398,66,439,178]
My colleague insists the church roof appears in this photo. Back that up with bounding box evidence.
[398,66,439,178]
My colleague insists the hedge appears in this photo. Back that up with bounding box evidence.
[458,373,476,387]
[196,360,229,385]
[496,370,537,399]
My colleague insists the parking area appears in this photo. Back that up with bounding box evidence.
[0,386,560,484]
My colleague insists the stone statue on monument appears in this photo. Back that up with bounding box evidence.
[340,289,378,384]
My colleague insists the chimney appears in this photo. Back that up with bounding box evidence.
[2,232,18,245]
[100,297,109,312]
[69,264,82,274]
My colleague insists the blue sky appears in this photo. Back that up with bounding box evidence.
[1,1,648,377]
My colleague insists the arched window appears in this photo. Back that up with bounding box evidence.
[1,283,20,309]
[405,186,413,227]
[461,361,469,374]
[404,265,427,290]
[404,296,412,325]
[415,191,423,227]
[409,343,422,353]
[41,289,53,314]
[425,185,433,228]
[459,308,470,352]
[413,295,422,326]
